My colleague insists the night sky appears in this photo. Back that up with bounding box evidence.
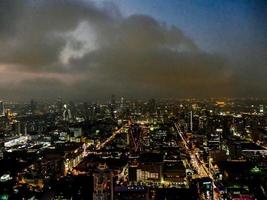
[0,0,266,101]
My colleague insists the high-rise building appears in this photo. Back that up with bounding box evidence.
[0,101,5,117]
[147,98,156,114]
[111,94,116,108]
[69,101,76,119]
[259,104,264,113]
[190,111,193,132]
[30,99,37,114]
[0,142,4,159]
[120,97,124,109]
[56,97,63,113]
[208,128,222,150]
[198,177,214,200]
[109,95,116,119]
[63,104,72,121]
[12,120,21,135]
[93,163,113,200]
[21,122,28,135]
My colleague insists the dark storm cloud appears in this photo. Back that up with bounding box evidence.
[0,0,265,100]
[0,0,117,69]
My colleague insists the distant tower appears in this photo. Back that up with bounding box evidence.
[128,159,138,182]
[30,99,37,114]
[208,128,222,150]
[93,163,113,200]
[190,111,193,132]
[63,104,72,121]
[21,122,28,135]
[259,105,264,113]
[109,95,116,119]
[0,142,4,159]
[111,94,116,108]
[148,98,156,114]
[120,97,124,109]
[13,120,21,135]
[69,101,76,119]
[56,97,63,113]
[0,101,5,117]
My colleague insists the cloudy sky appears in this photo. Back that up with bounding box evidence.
[0,0,266,101]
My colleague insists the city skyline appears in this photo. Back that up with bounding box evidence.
[0,0,266,101]
[1,2,267,198]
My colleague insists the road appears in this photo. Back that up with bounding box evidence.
[174,122,219,200]
[95,125,128,150]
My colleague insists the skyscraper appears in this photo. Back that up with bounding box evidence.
[0,101,4,117]
[30,99,37,114]
[120,97,124,109]
[110,94,116,108]
[208,128,222,150]
[190,111,193,132]
[63,104,72,121]
[259,104,264,113]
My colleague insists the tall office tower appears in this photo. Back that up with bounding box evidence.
[69,101,76,119]
[198,177,214,200]
[109,95,116,119]
[82,102,90,120]
[30,99,37,114]
[0,142,4,159]
[190,111,193,132]
[128,159,138,182]
[0,101,4,117]
[21,122,28,135]
[208,128,222,150]
[120,97,124,109]
[12,120,21,135]
[56,97,63,113]
[63,104,72,121]
[93,163,113,200]
[110,94,116,108]
[147,98,156,114]
[259,104,264,113]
